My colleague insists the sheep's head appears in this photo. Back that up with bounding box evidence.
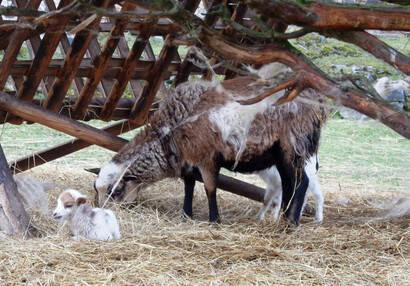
[53,189,86,221]
[93,162,142,207]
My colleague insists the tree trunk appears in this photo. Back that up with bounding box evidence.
[0,144,30,238]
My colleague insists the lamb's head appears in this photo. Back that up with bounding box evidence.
[93,162,143,206]
[53,189,86,221]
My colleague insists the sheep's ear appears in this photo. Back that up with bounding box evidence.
[123,174,137,182]
[85,168,100,175]
[76,197,87,205]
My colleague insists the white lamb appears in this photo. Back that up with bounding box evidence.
[257,156,324,222]
[52,189,121,241]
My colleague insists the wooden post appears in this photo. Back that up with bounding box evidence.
[0,144,30,238]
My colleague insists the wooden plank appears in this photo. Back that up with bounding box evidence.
[9,120,140,174]
[72,4,135,119]
[98,28,152,121]
[42,0,111,112]
[0,0,42,89]
[0,91,127,151]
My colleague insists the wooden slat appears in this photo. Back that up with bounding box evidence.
[129,35,179,124]
[130,0,201,123]
[144,41,168,98]
[46,0,84,95]
[98,28,152,121]
[0,0,42,89]
[87,36,114,97]
[117,33,143,98]
[8,59,190,78]
[0,91,127,151]
[9,120,140,174]
[172,0,223,86]
[42,0,111,112]
[7,0,72,124]
[72,4,135,119]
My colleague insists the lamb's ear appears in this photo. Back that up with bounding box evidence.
[85,168,100,175]
[76,196,87,205]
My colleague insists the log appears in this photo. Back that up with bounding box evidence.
[0,91,127,151]
[0,144,30,238]
[9,120,140,174]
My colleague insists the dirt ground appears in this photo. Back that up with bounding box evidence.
[0,165,409,285]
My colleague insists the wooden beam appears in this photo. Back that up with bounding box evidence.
[9,120,140,174]
[0,91,127,151]
[43,0,110,112]
[99,28,152,121]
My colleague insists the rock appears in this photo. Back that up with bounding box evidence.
[366,74,375,83]
[373,77,410,99]
[387,89,405,102]
[333,64,346,70]
[390,102,404,110]
[339,107,366,120]
[351,65,361,73]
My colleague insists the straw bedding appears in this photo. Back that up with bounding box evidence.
[0,165,408,285]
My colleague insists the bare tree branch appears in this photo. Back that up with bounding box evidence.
[244,0,410,31]
[323,30,410,75]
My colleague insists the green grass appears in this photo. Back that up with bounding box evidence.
[319,119,409,192]
[1,118,408,193]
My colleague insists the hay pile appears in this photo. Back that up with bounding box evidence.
[0,165,408,285]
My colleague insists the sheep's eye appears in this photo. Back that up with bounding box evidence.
[65,204,73,208]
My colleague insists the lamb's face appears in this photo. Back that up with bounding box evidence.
[94,162,142,207]
[53,189,86,221]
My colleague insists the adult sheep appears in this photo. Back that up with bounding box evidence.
[94,63,327,224]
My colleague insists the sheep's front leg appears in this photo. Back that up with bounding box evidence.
[182,170,196,219]
[276,161,308,225]
[198,166,220,223]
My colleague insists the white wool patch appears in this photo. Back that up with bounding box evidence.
[95,162,123,189]
[209,91,284,165]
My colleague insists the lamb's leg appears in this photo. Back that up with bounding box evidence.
[257,167,282,221]
[257,185,281,221]
[198,166,220,223]
[308,175,324,223]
